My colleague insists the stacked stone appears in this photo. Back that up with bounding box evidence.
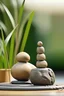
[36,41,48,68]
[11,52,36,81]
[30,41,55,85]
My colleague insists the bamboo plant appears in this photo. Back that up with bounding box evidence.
[0,0,34,69]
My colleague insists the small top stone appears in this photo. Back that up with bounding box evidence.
[16,52,30,62]
[37,41,43,47]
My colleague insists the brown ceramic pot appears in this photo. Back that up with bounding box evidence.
[0,69,11,82]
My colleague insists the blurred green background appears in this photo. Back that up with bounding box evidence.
[25,14,64,71]
[0,0,64,71]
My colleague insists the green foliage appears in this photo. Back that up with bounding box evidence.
[0,26,18,68]
[1,28,8,68]
[0,0,34,69]
[2,3,15,28]
[20,12,34,51]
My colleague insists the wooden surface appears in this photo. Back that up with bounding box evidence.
[0,90,64,96]
[0,73,64,96]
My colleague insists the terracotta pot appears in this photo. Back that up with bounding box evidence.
[0,69,11,83]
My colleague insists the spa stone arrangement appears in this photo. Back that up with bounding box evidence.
[30,41,55,85]
[11,41,55,85]
[0,41,64,91]
[11,52,36,82]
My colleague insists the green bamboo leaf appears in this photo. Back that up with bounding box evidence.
[18,0,25,23]
[0,38,4,55]
[15,13,31,55]
[2,3,15,28]
[5,25,18,46]
[0,56,4,68]
[0,20,7,34]
[20,11,34,51]
[0,28,8,68]
[19,12,32,43]
[14,0,25,57]
[9,32,15,68]
[11,0,18,24]
[9,25,18,68]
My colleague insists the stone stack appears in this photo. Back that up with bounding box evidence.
[36,41,48,68]
[11,52,36,81]
[30,41,55,85]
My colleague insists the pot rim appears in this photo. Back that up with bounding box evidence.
[0,69,11,71]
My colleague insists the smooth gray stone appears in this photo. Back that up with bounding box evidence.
[11,62,36,81]
[16,52,30,62]
[37,41,43,47]
[36,54,46,61]
[36,60,48,68]
[30,68,55,85]
[37,47,45,54]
